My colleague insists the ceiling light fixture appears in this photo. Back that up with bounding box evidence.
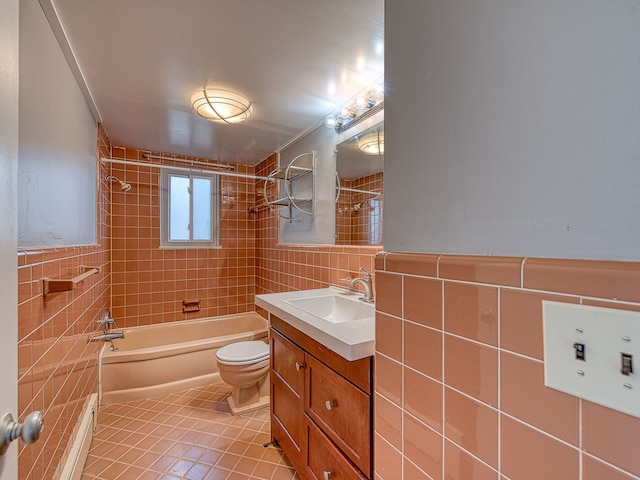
[190,88,253,124]
[358,131,384,155]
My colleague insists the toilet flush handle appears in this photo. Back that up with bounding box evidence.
[0,411,44,455]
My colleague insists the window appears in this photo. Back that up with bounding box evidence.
[160,169,220,247]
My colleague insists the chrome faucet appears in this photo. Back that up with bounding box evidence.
[98,310,120,333]
[89,310,125,342]
[349,267,374,303]
[88,332,125,343]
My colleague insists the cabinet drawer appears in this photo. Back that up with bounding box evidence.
[271,328,305,395]
[305,355,371,476]
[305,417,366,480]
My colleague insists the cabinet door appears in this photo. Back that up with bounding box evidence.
[271,329,306,472]
[305,355,371,477]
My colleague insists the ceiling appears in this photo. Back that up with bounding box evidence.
[46,0,384,165]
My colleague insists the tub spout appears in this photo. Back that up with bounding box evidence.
[88,332,124,343]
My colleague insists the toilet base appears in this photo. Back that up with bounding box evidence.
[224,370,270,416]
[227,394,270,416]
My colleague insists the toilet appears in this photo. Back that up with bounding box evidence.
[215,340,270,415]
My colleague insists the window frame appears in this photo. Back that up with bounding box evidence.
[160,168,221,248]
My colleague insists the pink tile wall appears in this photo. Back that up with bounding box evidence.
[375,252,640,480]
[16,125,111,480]
[336,173,383,246]
[108,146,257,326]
[254,154,381,303]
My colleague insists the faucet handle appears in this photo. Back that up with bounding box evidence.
[359,267,371,280]
[98,316,120,329]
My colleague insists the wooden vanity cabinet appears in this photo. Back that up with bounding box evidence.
[269,315,373,480]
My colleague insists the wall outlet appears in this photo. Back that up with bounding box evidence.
[542,301,640,418]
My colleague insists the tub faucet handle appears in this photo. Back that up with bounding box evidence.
[99,316,120,331]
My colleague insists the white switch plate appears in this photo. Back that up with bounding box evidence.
[542,301,640,418]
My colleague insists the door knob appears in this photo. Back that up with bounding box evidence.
[0,411,44,455]
[295,362,305,371]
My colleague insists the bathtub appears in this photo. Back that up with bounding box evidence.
[99,312,268,404]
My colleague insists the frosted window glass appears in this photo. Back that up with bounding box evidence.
[192,177,212,240]
[169,175,190,241]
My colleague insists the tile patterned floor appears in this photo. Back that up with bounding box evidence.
[80,383,299,480]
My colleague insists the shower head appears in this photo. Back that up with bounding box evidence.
[105,175,132,192]
[352,202,364,211]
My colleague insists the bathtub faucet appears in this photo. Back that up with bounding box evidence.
[99,311,121,333]
[87,332,125,343]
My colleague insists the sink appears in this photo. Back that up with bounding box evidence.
[255,287,375,360]
[285,294,374,323]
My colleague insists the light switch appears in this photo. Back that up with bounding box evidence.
[542,301,640,418]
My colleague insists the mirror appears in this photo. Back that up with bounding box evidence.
[335,122,384,246]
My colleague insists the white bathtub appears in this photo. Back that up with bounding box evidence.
[99,312,268,404]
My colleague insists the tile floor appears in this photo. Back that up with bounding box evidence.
[80,382,299,480]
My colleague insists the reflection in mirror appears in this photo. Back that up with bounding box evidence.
[335,122,383,246]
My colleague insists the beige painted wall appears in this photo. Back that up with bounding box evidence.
[385,0,640,260]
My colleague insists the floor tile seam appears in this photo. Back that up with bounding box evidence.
[112,464,152,480]
[231,455,262,477]
[147,454,182,474]
[89,459,132,477]
[89,443,147,464]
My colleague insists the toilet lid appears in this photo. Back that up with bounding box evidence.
[216,340,269,365]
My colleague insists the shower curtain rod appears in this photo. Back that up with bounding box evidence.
[141,153,235,170]
[339,187,382,197]
[101,157,269,181]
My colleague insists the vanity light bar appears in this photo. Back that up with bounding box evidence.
[335,102,384,134]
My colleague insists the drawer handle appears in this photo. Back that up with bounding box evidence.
[323,471,333,480]
[325,400,336,410]
[295,362,305,371]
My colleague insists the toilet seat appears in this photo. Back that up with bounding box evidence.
[216,341,269,366]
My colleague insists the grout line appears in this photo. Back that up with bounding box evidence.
[500,410,581,452]
[497,286,502,475]
[441,276,446,480]
[578,398,583,480]
[443,436,500,477]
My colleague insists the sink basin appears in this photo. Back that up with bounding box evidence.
[256,287,375,360]
[285,294,374,323]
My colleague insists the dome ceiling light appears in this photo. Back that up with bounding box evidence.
[190,88,253,124]
[358,130,384,155]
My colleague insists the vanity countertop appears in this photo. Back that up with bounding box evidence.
[255,287,374,361]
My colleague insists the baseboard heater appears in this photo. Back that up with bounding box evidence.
[56,393,98,480]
